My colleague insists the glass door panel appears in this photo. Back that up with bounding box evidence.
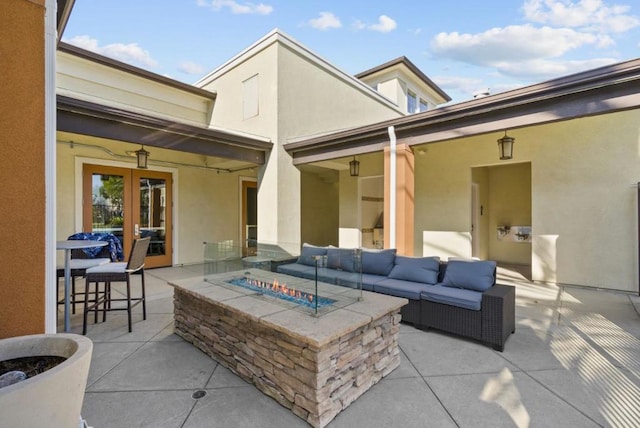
[83,165,133,256]
[133,169,172,267]
[83,164,172,268]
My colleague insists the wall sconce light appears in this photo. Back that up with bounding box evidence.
[135,145,150,169]
[349,156,360,177]
[497,131,515,160]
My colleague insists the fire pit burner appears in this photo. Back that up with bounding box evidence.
[227,276,336,308]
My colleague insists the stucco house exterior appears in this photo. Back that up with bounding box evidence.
[2,0,639,338]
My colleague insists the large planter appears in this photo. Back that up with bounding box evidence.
[0,334,92,428]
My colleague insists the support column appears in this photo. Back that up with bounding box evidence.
[384,144,415,256]
[257,143,301,255]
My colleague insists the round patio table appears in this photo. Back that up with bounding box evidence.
[56,240,108,332]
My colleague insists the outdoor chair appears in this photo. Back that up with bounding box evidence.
[82,237,150,335]
[56,232,123,314]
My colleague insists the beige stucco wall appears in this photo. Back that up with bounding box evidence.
[471,167,490,260]
[57,52,214,127]
[301,171,339,246]
[487,163,532,264]
[414,109,640,292]
[338,153,385,248]
[56,133,252,265]
[200,33,402,252]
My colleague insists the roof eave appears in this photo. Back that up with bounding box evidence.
[286,58,640,164]
[57,42,218,101]
[57,95,271,164]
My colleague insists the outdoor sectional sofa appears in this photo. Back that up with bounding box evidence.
[277,244,515,351]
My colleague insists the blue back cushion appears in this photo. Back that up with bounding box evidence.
[326,247,356,272]
[388,256,440,285]
[442,258,496,291]
[297,243,327,266]
[361,248,397,276]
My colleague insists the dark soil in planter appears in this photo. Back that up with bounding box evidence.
[0,356,67,379]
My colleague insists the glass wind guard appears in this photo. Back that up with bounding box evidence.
[202,241,363,316]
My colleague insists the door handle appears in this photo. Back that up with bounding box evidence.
[134,224,139,236]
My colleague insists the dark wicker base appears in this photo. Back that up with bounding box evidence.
[418,284,515,351]
[400,299,421,325]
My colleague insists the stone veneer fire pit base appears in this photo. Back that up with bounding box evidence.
[171,271,407,428]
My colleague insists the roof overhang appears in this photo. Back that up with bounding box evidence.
[286,58,640,164]
[355,56,451,104]
[57,95,271,164]
[56,0,75,43]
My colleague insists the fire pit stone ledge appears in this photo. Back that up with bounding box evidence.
[171,272,407,428]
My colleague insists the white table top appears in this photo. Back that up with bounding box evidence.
[56,240,109,250]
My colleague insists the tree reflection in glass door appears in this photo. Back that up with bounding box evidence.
[91,173,125,245]
[138,177,166,257]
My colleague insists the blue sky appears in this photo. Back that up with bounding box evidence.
[63,0,640,104]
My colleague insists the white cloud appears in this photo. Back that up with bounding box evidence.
[431,25,611,65]
[178,61,205,75]
[352,15,397,33]
[432,75,484,96]
[198,0,273,15]
[308,12,342,30]
[369,15,397,33]
[65,35,158,68]
[494,57,618,79]
[522,0,640,33]
[352,19,366,31]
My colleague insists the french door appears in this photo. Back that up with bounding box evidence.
[82,164,173,268]
[242,180,257,256]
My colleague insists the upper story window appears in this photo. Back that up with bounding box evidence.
[419,98,428,112]
[242,74,259,120]
[407,90,417,114]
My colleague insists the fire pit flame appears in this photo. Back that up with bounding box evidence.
[226,276,336,309]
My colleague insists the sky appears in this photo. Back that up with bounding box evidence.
[63,0,640,104]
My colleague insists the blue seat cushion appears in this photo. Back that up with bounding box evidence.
[441,258,496,292]
[361,248,397,276]
[297,243,328,267]
[277,263,316,279]
[326,247,357,272]
[421,285,482,311]
[315,267,340,284]
[336,273,386,291]
[388,256,440,285]
[373,278,435,300]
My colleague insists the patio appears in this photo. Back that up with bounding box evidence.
[59,264,640,427]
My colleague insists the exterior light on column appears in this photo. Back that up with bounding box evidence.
[497,131,515,160]
[136,145,150,169]
[349,156,360,177]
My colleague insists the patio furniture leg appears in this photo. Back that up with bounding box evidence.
[94,282,99,324]
[141,269,146,320]
[102,282,109,323]
[71,276,76,314]
[126,278,132,333]
[82,281,90,335]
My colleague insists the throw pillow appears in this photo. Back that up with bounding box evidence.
[326,247,356,272]
[388,256,440,284]
[297,243,327,266]
[442,258,496,292]
[361,248,397,276]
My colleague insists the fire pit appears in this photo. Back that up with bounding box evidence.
[226,276,337,309]
[171,269,407,428]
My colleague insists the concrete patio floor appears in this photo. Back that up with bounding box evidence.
[58,264,640,428]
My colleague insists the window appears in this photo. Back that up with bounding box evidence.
[242,74,259,119]
[419,98,428,112]
[407,90,417,113]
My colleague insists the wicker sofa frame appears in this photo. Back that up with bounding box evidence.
[418,284,515,351]
[276,254,516,351]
